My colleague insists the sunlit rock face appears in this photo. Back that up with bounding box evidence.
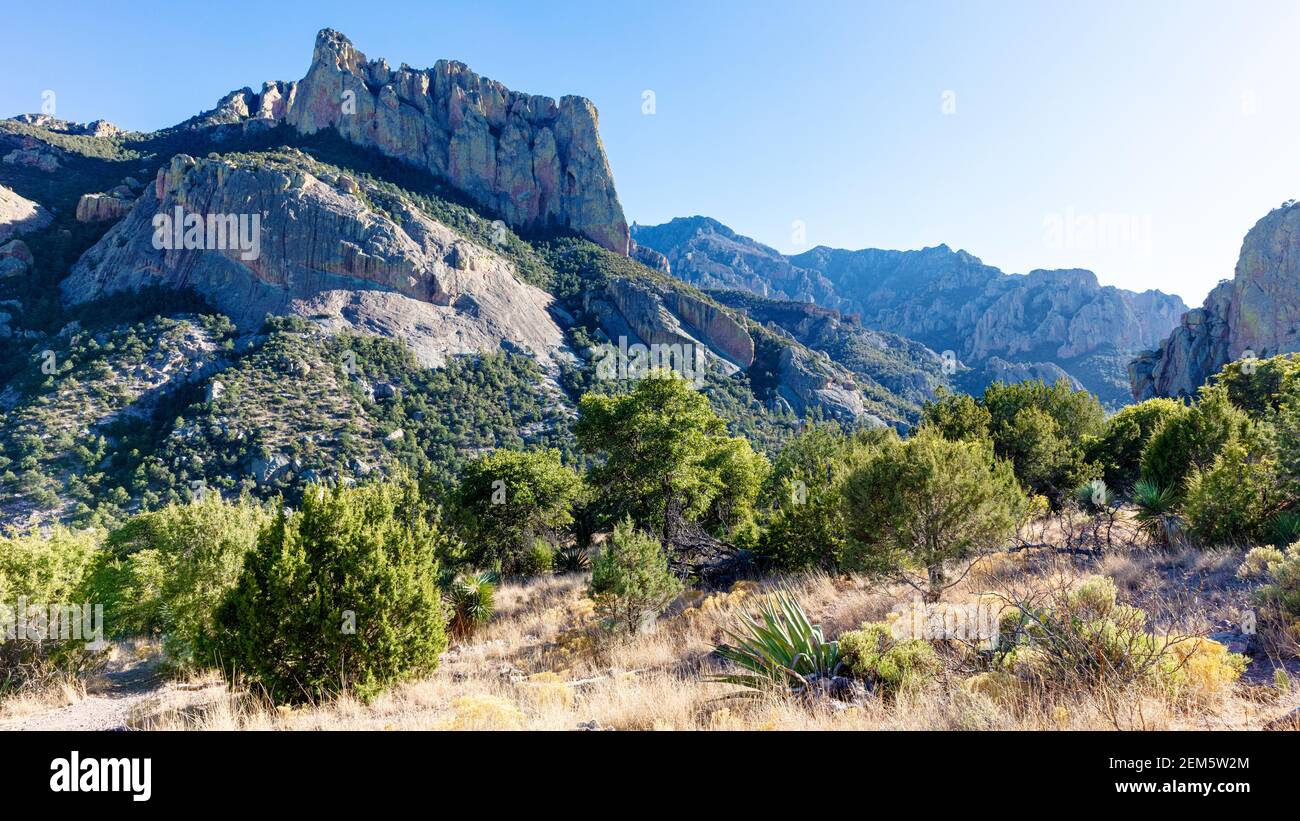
[1131,202,1300,400]
[61,153,566,369]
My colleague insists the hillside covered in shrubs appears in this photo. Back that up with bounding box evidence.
[4,355,1300,729]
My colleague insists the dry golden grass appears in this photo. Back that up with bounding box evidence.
[122,541,1300,731]
[0,676,84,720]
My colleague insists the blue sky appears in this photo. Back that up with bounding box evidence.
[5,0,1300,305]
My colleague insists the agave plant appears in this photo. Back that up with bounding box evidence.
[710,589,842,696]
[1132,479,1179,547]
[445,571,498,639]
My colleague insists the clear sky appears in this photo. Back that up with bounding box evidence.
[5,0,1300,305]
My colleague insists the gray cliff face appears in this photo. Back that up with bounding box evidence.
[592,276,869,423]
[791,249,1185,365]
[597,278,755,371]
[1131,201,1300,400]
[60,152,566,368]
[198,29,629,255]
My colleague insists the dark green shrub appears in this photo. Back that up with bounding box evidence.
[588,519,682,635]
[918,388,992,442]
[452,449,582,575]
[0,528,103,690]
[1087,398,1187,492]
[757,478,850,571]
[982,379,1106,506]
[922,380,1104,507]
[1184,442,1280,546]
[576,375,767,540]
[1214,353,1300,418]
[211,480,449,703]
[842,431,1028,601]
[520,538,555,577]
[1140,388,1254,497]
[755,425,889,571]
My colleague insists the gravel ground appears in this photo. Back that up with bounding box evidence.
[0,649,223,731]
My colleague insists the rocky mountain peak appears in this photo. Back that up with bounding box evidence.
[197,29,629,255]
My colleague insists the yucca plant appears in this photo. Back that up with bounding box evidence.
[445,571,498,639]
[1270,510,1300,547]
[710,589,842,697]
[553,544,590,573]
[1132,478,1179,547]
[1075,478,1115,512]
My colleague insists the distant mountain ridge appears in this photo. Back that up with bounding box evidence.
[632,216,1188,405]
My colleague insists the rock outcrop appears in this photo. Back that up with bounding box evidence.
[75,192,134,222]
[0,184,53,241]
[1130,202,1300,400]
[593,276,871,422]
[774,344,869,423]
[629,239,670,273]
[972,357,1084,393]
[709,290,948,411]
[195,29,629,255]
[8,114,121,139]
[61,151,566,368]
[2,145,61,173]
[599,278,755,370]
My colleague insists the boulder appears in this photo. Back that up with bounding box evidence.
[0,185,53,241]
[0,239,34,279]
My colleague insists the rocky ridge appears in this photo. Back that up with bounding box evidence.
[195,29,628,255]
